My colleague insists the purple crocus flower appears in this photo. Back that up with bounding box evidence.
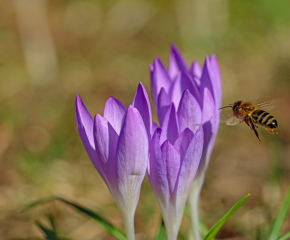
[75,83,151,240]
[150,44,222,240]
[148,103,204,240]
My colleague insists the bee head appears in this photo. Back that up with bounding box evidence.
[232,100,242,112]
[218,100,243,111]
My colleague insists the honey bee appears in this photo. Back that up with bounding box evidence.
[219,99,280,141]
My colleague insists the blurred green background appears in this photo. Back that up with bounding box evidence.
[1,0,290,239]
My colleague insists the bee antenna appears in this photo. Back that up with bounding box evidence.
[218,106,232,110]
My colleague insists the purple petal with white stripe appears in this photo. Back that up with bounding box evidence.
[157,88,171,127]
[160,140,181,203]
[173,128,194,160]
[93,114,118,187]
[116,106,148,201]
[177,90,202,134]
[169,72,200,109]
[177,127,203,204]
[133,82,152,138]
[103,97,126,135]
[160,104,179,145]
[150,57,172,109]
[148,128,169,204]
[75,95,97,164]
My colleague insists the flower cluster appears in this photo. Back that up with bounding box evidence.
[75,45,221,240]
[150,44,222,239]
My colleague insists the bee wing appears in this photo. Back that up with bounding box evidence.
[255,98,281,111]
[220,112,240,125]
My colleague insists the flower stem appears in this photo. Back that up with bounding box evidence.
[187,179,203,240]
[166,226,179,240]
[122,212,135,240]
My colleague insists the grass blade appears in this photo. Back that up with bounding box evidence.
[203,194,250,240]
[47,213,56,233]
[24,196,126,240]
[56,197,126,240]
[154,219,166,240]
[22,196,57,212]
[36,221,60,240]
[278,231,290,240]
[269,186,290,240]
[199,221,213,239]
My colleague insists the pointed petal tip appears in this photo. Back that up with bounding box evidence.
[204,56,210,65]
[183,127,194,135]
[201,56,214,77]
[76,94,83,108]
[170,43,185,59]
[127,104,140,115]
[168,102,176,111]
[170,42,179,51]
[153,127,162,136]
[75,94,92,127]
[182,88,191,98]
[127,104,134,110]
[94,113,102,122]
[136,81,147,93]
[154,56,162,66]
[211,53,217,59]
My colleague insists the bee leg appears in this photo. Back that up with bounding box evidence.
[266,128,278,135]
[244,117,253,130]
[249,118,261,141]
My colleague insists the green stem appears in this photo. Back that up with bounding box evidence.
[187,178,203,240]
[122,212,135,240]
[165,224,179,240]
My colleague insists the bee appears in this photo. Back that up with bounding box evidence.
[219,99,280,141]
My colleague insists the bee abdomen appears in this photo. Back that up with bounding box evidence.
[252,110,278,129]
[252,110,267,122]
[264,117,278,129]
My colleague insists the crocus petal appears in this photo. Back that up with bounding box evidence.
[103,97,127,135]
[177,89,202,134]
[148,128,170,204]
[94,114,119,187]
[195,121,213,179]
[75,95,97,163]
[160,104,179,145]
[157,88,171,127]
[161,140,181,200]
[151,121,159,136]
[168,43,188,80]
[177,127,204,205]
[180,72,200,104]
[168,73,182,109]
[150,57,172,109]
[210,54,222,109]
[190,60,202,86]
[169,72,200,109]
[173,128,194,160]
[116,105,148,206]
[199,57,216,109]
[133,82,152,138]
[201,88,215,124]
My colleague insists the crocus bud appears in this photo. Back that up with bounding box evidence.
[150,44,222,240]
[148,103,204,240]
[75,82,152,240]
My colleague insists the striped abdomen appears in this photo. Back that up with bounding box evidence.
[251,110,278,129]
